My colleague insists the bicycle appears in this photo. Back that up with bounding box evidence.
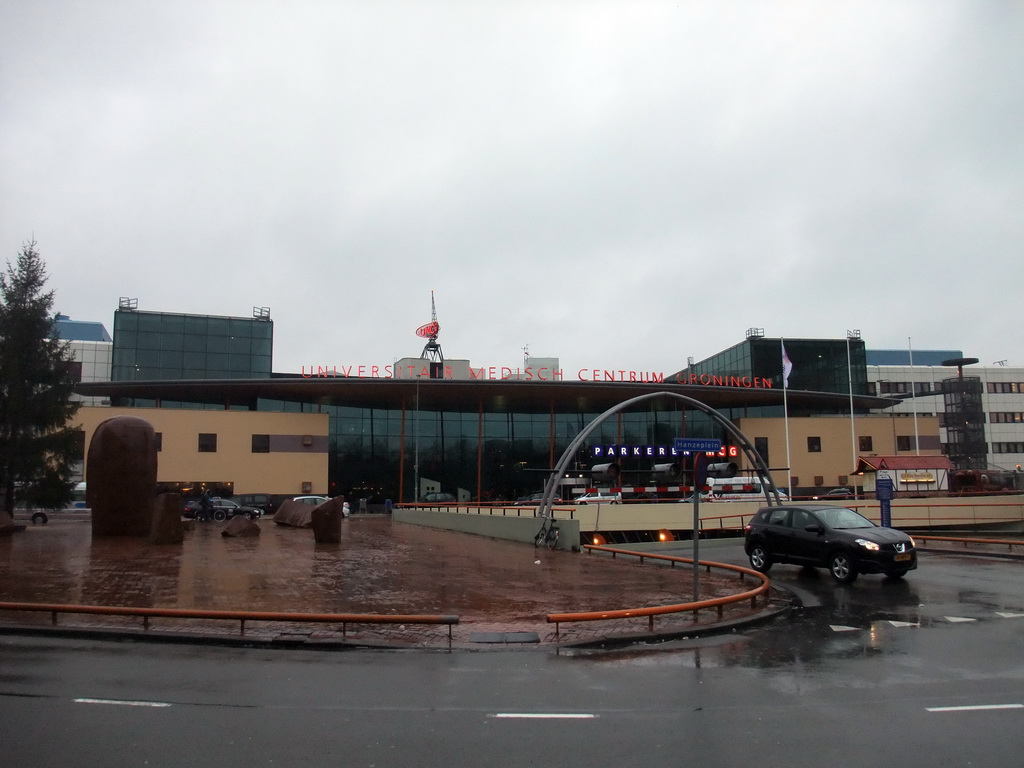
[533,520,560,550]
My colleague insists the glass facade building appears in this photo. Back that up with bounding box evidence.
[91,314,888,504]
[678,335,869,416]
[112,309,272,381]
[320,395,690,502]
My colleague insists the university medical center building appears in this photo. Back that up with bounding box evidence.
[63,309,1021,505]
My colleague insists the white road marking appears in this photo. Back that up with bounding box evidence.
[74,698,172,708]
[829,625,860,632]
[943,616,977,623]
[995,612,1024,618]
[927,704,1023,713]
[887,620,920,628]
[490,713,596,719]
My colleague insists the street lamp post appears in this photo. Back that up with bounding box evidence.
[847,330,860,496]
[414,377,420,502]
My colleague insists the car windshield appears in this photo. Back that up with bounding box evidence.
[816,507,874,529]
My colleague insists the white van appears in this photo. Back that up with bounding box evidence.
[17,482,90,524]
[704,477,788,502]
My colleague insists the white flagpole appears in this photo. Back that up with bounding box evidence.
[781,339,793,499]
[909,336,920,454]
[847,331,858,492]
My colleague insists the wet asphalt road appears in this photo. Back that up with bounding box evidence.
[2,548,1022,767]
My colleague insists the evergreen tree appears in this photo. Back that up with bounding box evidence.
[0,241,82,517]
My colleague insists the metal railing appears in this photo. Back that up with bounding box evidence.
[546,546,771,641]
[0,602,459,649]
[912,535,1024,554]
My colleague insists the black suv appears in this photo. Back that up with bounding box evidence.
[744,504,916,583]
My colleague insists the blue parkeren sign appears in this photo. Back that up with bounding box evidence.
[673,438,723,453]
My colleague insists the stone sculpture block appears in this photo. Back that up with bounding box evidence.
[222,515,261,538]
[87,415,158,536]
[272,499,314,528]
[149,493,184,544]
[311,496,344,543]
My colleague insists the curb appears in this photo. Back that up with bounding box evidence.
[549,595,793,653]
[0,594,794,655]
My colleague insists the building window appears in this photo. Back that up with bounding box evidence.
[754,437,769,467]
[72,430,86,462]
[838,475,848,485]
[991,412,1024,424]
[859,436,873,452]
[155,432,162,452]
[896,435,912,451]
[807,436,821,453]
[814,476,824,486]
[880,381,909,395]
[252,434,270,453]
[993,442,1024,453]
[198,433,217,453]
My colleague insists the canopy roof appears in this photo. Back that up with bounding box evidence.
[77,376,897,415]
[854,455,954,475]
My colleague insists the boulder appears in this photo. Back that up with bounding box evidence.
[311,496,344,543]
[149,493,185,544]
[222,515,261,538]
[273,499,314,528]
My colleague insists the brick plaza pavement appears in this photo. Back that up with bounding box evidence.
[0,516,784,650]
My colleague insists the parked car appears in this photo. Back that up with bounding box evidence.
[515,492,563,504]
[14,504,90,525]
[744,504,916,583]
[184,497,262,521]
[812,487,855,500]
[420,492,456,503]
[573,491,622,504]
[287,495,349,516]
[291,495,331,506]
[234,493,276,515]
[12,482,90,524]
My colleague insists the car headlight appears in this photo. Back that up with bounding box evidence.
[855,538,880,551]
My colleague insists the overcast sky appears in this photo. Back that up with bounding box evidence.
[2,1,1021,377]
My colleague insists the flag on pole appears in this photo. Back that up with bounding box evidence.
[781,342,793,388]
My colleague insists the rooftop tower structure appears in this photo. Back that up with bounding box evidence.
[416,292,444,378]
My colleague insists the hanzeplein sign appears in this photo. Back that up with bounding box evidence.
[673,438,723,453]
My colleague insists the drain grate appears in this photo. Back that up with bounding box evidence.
[469,631,540,644]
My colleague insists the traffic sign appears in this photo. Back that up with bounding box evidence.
[673,438,723,453]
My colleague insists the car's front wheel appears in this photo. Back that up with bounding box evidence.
[828,551,858,583]
[31,512,48,525]
[212,509,227,522]
[748,543,773,573]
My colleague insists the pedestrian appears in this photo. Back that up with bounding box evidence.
[198,489,213,521]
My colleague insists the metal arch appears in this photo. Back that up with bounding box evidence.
[537,391,783,521]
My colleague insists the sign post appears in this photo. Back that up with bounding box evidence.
[674,438,723,601]
[876,472,895,527]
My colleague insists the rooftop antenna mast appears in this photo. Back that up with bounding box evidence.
[417,291,444,365]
